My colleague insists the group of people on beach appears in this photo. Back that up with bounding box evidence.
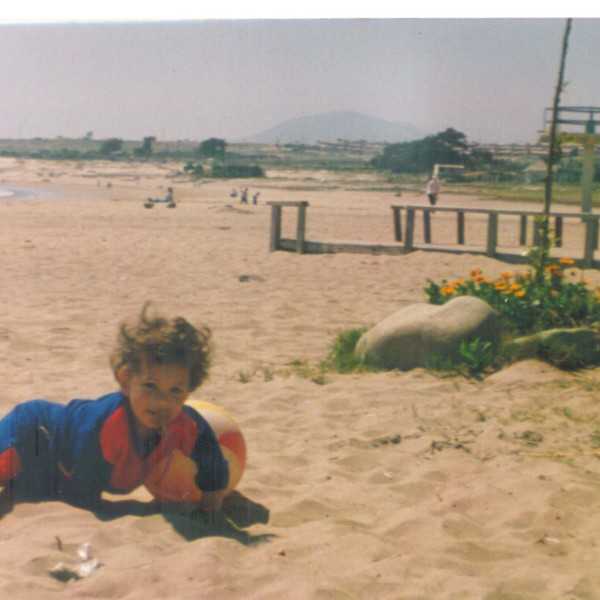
[143,186,264,210]
[230,187,260,205]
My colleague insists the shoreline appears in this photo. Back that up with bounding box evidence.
[0,185,60,200]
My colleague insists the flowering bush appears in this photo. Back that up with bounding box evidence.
[424,259,600,336]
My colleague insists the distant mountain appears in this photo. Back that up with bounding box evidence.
[242,111,426,144]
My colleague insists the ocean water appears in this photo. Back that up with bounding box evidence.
[0,187,57,200]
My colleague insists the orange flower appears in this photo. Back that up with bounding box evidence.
[451,279,466,287]
[509,284,522,291]
[500,272,512,279]
[545,264,561,272]
[441,285,456,296]
[559,257,575,265]
[495,281,507,291]
[469,267,481,278]
[473,274,486,283]
[515,290,526,297]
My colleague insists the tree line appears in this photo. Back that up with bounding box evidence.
[370,128,495,175]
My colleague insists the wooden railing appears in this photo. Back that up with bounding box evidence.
[268,201,600,268]
[392,205,600,267]
[267,200,405,256]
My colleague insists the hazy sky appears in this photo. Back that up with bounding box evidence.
[0,18,598,144]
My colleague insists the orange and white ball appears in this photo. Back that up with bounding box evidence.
[144,400,246,503]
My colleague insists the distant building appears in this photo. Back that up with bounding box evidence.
[522,160,548,184]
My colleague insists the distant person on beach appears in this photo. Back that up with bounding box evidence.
[148,187,173,203]
[157,187,174,203]
[240,188,248,204]
[252,192,260,205]
[0,304,229,512]
[426,176,440,206]
[145,187,175,208]
[230,189,238,198]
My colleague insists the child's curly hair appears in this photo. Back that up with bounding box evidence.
[110,304,212,391]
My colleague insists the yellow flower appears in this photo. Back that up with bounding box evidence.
[509,284,522,291]
[515,290,526,297]
[441,285,456,296]
[495,281,507,291]
[451,279,466,287]
[559,257,575,265]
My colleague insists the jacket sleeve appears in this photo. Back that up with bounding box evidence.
[0,400,64,495]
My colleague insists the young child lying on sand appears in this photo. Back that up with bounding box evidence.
[0,305,229,512]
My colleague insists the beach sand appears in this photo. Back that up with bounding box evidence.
[0,156,599,599]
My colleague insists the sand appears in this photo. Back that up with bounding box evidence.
[0,156,599,599]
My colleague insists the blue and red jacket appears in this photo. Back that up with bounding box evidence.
[0,392,228,507]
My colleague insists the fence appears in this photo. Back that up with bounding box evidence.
[268,201,600,268]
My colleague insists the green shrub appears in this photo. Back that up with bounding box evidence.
[425,337,496,378]
[320,328,379,374]
[424,259,600,337]
[183,162,204,178]
[211,164,264,178]
[458,338,496,377]
[424,255,600,372]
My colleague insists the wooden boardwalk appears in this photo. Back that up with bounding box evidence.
[268,201,600,269]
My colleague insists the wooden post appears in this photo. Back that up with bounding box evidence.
[581,138,595,214]
[486,213,498,257]
[583,216,596,267]
[392,206,402,242]
[423,210,431,244]
[405,208,415,252]
[554,216,563,248]
[457,211,465,245]
[269,204,282,252]
[519,215,527,246]
[296,203,307,254]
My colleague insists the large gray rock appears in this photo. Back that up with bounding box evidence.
[356,296,500,370]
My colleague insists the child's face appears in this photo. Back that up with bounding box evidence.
[117,361,191,432]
